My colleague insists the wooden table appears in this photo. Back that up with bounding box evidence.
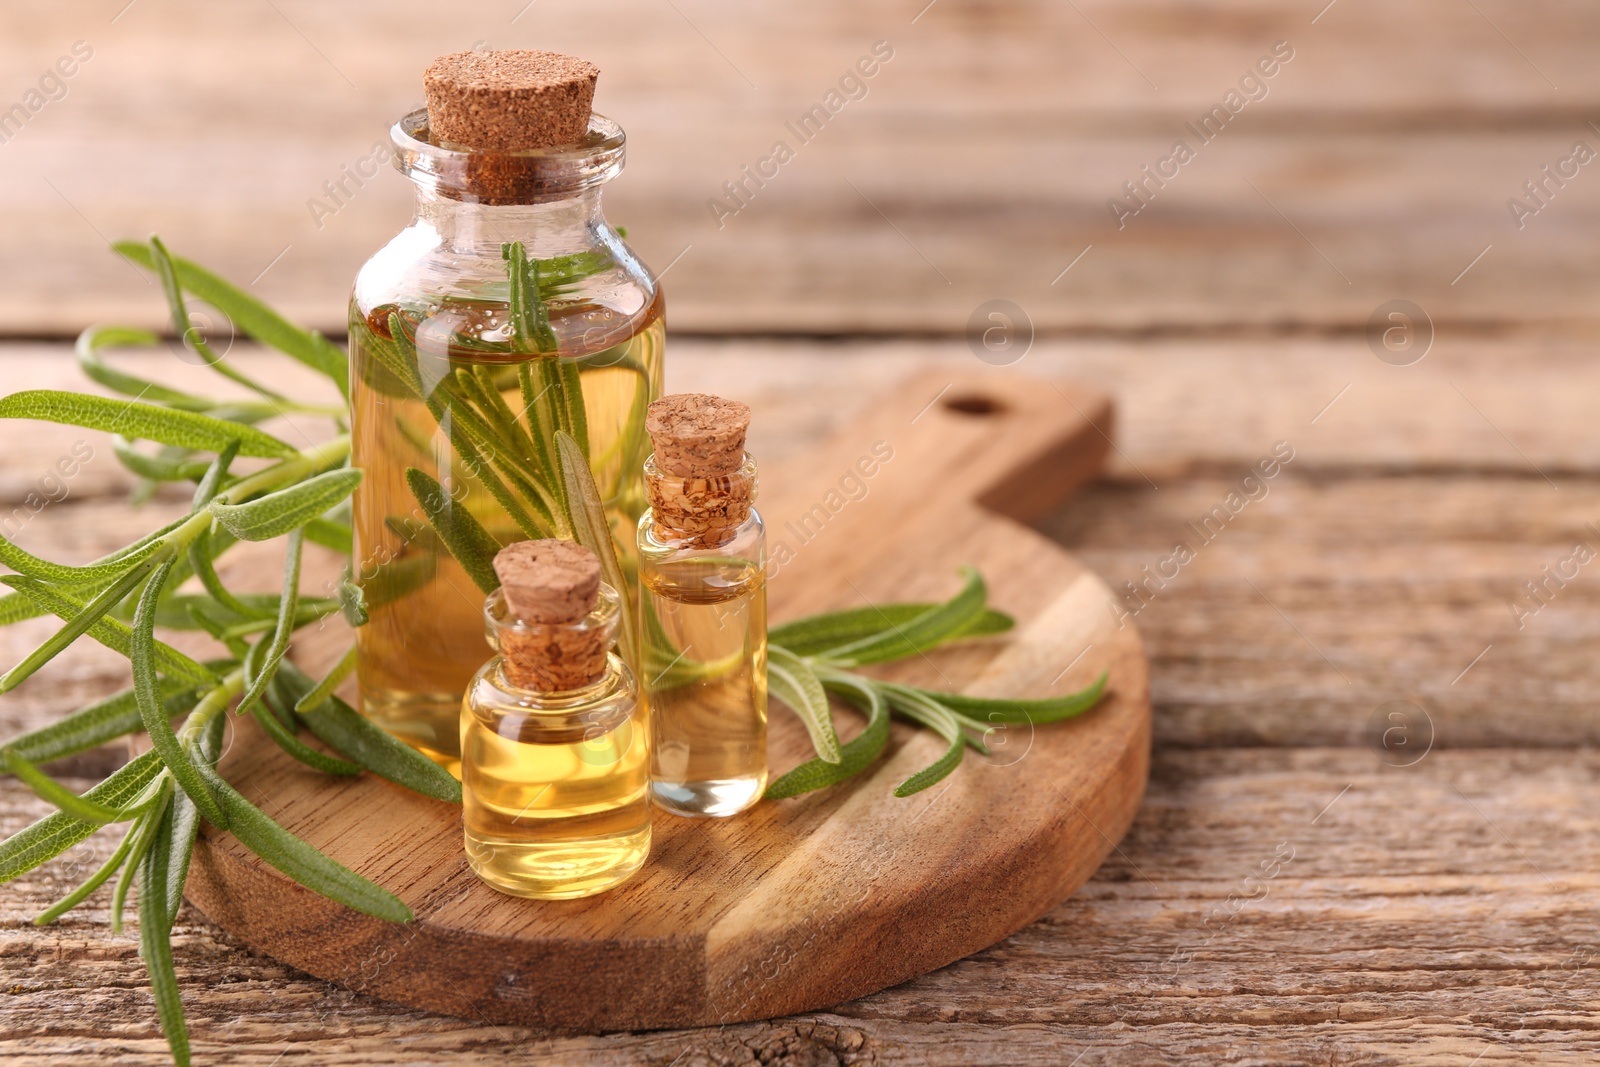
[4,2,1600,1063]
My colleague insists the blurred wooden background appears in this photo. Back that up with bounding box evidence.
[5,1,1600,1064]
[2,0,1598,334]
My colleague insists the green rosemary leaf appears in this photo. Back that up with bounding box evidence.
[556,432,637,668]
[504,242,558,353]
[164,715,222,931]
[768,604,1014,658]
[132,556,228,829]
[338,568,369,625]
[111,438,208,483]
[767,645,842,764]
[0,531,177,590]
[302,516,353,555]
[442,419,555,541]
[191,439,240,509]
[76,325,213,411]
[240,539,361,776]
[294,643,357,713]
[186,602,250,658]
[429,382,565,529]
[148,236,218,370]
[235,528,304,721]
[367,311,425,399]
[908,670,1110,725]
[404,468,501,594]
[249,690,361,776]
[196,759,413,922]
[815,567,989,668]
[514,362,556,487]
[209,468,361,542]
[187,529,269,622]
[0,390,293,458]
[880,687,967,797]
[136,783,191,1067]
[272,661,461,805]
[3,748,150,824]
[0,591,47,628]
[34,817,141,925]
[149,235,291,406]
[765,673,890,799]
[6,681,197,765]
[112,782,170,934]
[0,550,171,695]
[0,751,163,884]
[463,365,542,471]
[157,592,328,632]
[558,359,589,458]
[1,576,217,686]
[115,239,349,399]
[112,438,210,483]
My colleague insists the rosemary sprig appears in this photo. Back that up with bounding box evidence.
[0,239,1107,1066]
[765,568,1108,799]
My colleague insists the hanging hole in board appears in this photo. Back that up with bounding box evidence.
[942,393,1005,416]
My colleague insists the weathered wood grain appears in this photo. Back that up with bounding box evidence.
[2,336,1598,1061]
[7,748,1600,1065]
[1,1,1597,334]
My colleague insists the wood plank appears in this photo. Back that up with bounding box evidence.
[6,748,1599,1063]
[2,2,1598,334]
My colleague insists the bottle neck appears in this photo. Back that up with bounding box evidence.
[483,586,620,694]
[414,188,606,257]
[644,452,759,548]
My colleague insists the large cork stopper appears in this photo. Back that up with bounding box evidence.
[424,50,599,151]
[647,394,751,478]
[492,540,608,691]
[646,394,755,546]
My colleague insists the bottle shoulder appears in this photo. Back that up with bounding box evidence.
[638,508,764,559]
[351,215,659,339]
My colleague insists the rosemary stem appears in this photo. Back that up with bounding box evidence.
[179,667,246,746]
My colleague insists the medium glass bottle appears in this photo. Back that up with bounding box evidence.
[350,53,663,774]
[462,540,650,899]
[637,395,768,817]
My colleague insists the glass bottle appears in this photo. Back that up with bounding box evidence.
[461,581,651,900]
[637,396,768,817]
[350,107,663,774]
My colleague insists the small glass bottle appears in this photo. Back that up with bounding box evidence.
[637,395,768,817]
[461,540,650,899]
[350,51,664,774]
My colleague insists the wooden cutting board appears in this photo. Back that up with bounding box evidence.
[185,369,1150,1030]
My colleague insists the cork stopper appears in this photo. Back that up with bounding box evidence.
[424,50,599,151]
[646,394,751,478]
[645,394,755,547]
[491,540,609,691]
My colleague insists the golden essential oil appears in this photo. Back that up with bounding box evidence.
[641,556,768,815]
[350,302,663,775]
[461,659,651,900]
[462,544,651,900]
[637,395,767,818]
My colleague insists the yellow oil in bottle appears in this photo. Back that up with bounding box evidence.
[641,557,768,816]
[350,297,663,775]
[461,658,651,899]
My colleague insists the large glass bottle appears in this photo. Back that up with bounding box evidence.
[350,109,663,774]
